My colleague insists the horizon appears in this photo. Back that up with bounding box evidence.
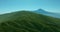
[0,0,60,14]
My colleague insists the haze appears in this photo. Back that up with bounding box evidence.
[0,0,60,14]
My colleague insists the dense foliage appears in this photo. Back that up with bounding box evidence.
[0,11,60,32]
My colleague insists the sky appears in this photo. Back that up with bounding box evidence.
[0,0,60,14]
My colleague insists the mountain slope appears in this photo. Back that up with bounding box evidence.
[34,9,60,18]
[0,11,60,32]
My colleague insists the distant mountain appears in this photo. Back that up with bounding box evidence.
[0,11,60,32]
[34,9,60,18]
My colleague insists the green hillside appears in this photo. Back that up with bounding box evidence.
[0,11,60,32]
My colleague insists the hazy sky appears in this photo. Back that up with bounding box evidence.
[0,0,60,14]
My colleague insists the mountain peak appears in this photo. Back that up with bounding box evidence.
[37,9,45,11]
[35,9,60,18]
[35,9,47,13]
